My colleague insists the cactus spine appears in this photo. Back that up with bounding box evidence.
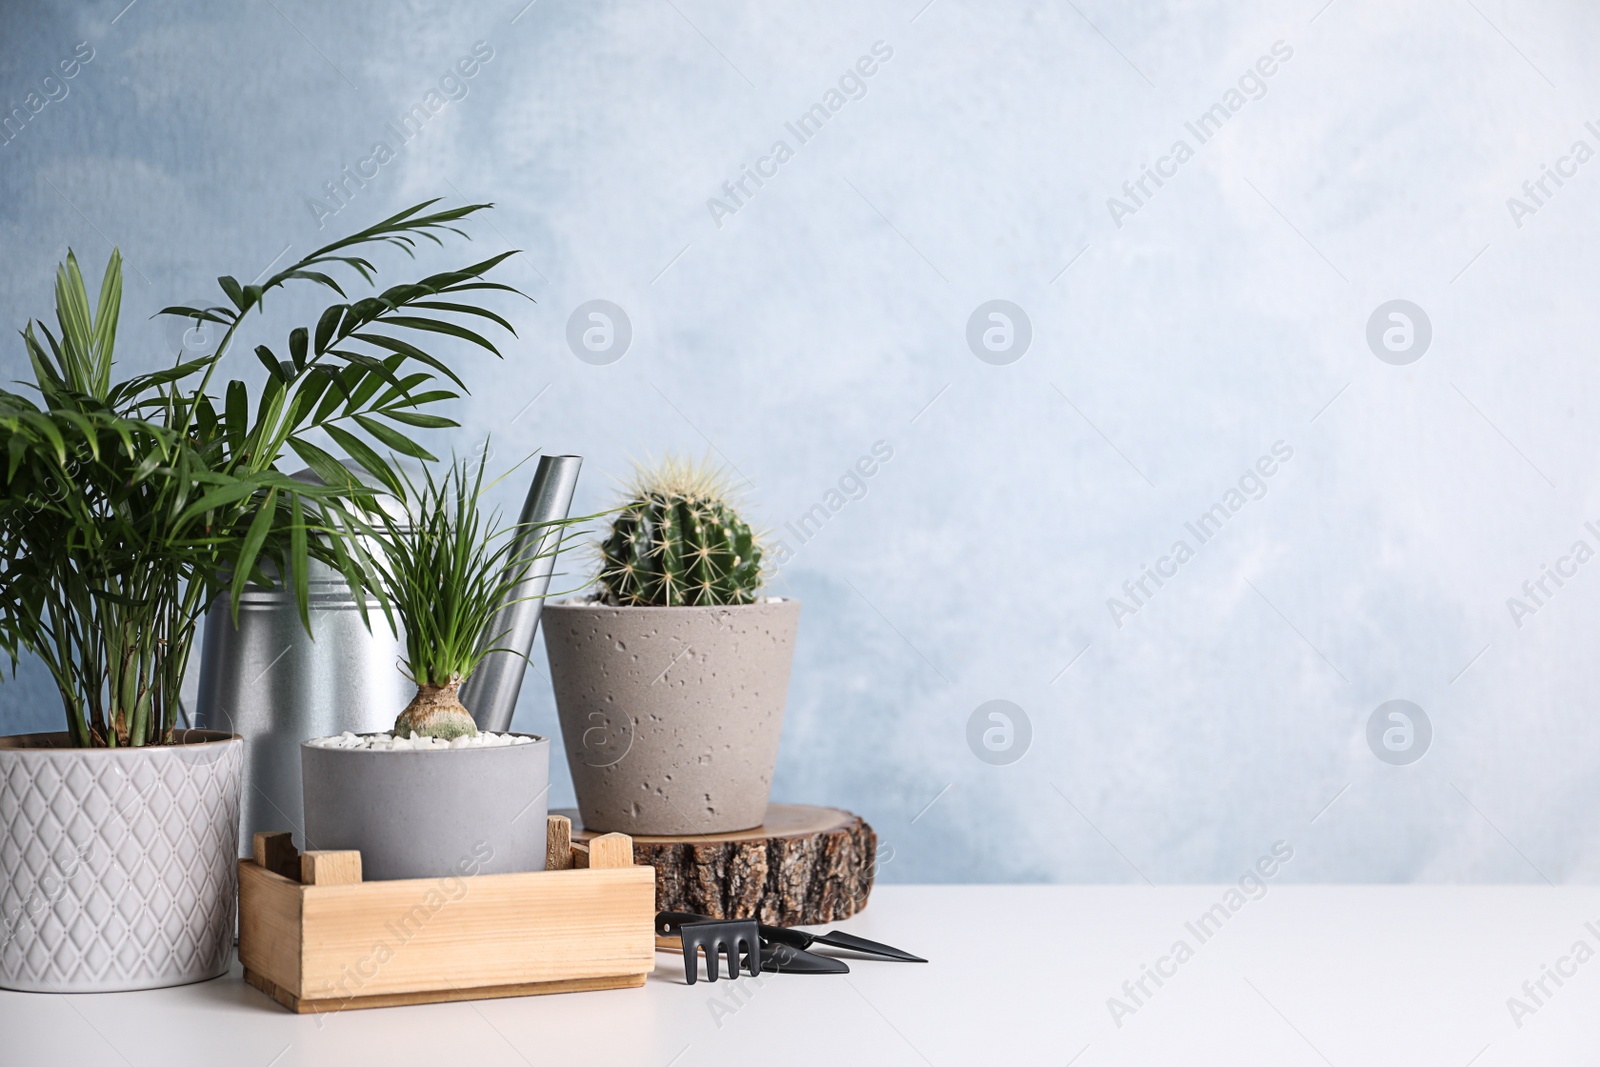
[598,459,762,606]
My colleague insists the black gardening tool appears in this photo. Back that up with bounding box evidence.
[658,912,850,983]
[666,916,760,985]
[758,923,927,964]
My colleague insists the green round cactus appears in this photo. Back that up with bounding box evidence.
[598,459,763,606]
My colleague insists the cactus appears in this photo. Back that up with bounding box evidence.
[598,458,763,606]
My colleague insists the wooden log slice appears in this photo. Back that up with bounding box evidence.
[560,804,877,926]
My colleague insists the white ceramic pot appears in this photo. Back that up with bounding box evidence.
[542,599,800,835]
[0,730,243,992]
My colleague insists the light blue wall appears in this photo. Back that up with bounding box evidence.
[3,0,1598,883]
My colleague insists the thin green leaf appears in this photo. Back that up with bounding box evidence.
[379,408,456,429]
[352,413,435,460]
[284,368,331,431]
[290,493,309,632]
[371,371,431,409]
[281,270,346,298]
[313,365,360,425]
[173,476,271,527]
[155,305,236,325]
[225,380,247,458]
[341,355,408,415]
[255,345,290,383]
[90,249,121,392]
[289,327,309,369]
[326,350,408,396]
[314,304,345,354]
[55,251,96,386]
[229,487,279,619]
[218,275,245,311]
[382,316,504,357]
[287,437,357,489]
[352,333,467,390]
[407,300,517,335]
[324,424,402,496]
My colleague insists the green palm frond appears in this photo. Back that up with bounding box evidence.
[0,202,524,746]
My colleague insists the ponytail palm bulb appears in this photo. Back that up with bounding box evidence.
[597,457,763,607]
[373,450,542,740]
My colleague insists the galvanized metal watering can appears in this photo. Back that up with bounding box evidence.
[194,455,581,854]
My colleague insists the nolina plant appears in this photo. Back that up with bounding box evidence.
[371,447,553,740]
[596,457,763,606]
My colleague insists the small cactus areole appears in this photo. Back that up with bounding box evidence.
[598,459,763,607]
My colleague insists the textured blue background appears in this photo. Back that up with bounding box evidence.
[2,0,1597,883]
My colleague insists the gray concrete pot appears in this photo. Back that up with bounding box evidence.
[0,730,243,993]
[301,736,550,881]
[542,599,800,835]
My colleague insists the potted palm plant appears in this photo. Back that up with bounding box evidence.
[301,449,559,882]
[541,458,800,834]
[0,202,521,992]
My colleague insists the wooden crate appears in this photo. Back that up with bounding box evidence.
[238,816,655,1013]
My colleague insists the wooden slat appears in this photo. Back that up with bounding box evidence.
[588,833,633,870]
[571,841,590,869]
[294,866,656,1001]
[248,968,646,1014]
[252,831,300,880]
[301,851,363,886]
[546,815,573,871]
[244,967,300,1012]
[238,860,304,993]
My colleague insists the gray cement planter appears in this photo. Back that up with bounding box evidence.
[542,599,800,835]
[0,730,243,992]
[301,737,550,881]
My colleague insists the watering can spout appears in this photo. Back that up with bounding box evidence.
[460,454,583,733]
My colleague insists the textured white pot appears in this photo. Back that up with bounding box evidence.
[0,730,243,992]
[543,599,800,835]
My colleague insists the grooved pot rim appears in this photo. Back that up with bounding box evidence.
[0,731,241,753]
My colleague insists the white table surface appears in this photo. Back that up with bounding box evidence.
[3,885,1598,1065]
